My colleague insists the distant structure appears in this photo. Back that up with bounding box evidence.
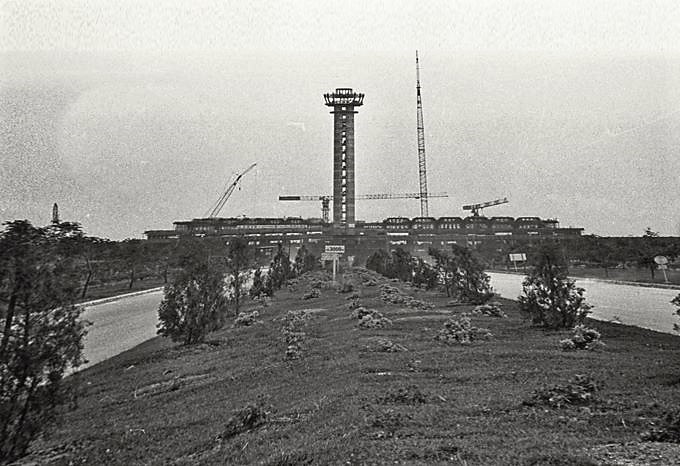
[52,203,59,224]
[323,88,364,228]
[415,51,429,217]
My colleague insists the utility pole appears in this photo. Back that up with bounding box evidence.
[416,51,429,217]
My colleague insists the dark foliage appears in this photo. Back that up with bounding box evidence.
[157,259,228,345]
[0,220,88,463]
[518,242,591,329]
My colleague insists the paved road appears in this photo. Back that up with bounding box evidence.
[79,290,164,370]
[488,272,680,335]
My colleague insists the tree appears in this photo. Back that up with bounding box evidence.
[293,245,317,276]
[366,249,391,277]
[0,220,88,462]
[269,244,292,290]
[225,237,252,314]
[249,267,273,299]
[518,241,591,329]
[390,248,413,282]
[412,258,439,290]
[672,294,680,333]
[428,245,492,302]
[157,259,228,345]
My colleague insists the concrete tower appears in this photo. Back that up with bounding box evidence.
[324,88,364,227]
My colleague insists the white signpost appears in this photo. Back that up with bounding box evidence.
[508,253,527,272]
[654,255,669,283]
[323,245,345,282]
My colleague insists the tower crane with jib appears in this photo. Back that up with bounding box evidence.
[279,192,449,223]
[206,163,257,218]
[462,197,509,217]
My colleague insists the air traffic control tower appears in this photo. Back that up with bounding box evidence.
[324,88,364,228]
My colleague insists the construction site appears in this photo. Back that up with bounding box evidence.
[144,53,583,262]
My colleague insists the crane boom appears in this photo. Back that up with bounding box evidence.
[462,197,509,216]
[279,192,448,222]
[207,163,257,218]
[416,50,429,217]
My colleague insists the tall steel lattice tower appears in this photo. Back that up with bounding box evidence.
[415,51,429,217]
[324,88,364,227]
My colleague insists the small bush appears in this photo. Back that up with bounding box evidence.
[373,338,408,352]
[641,409,680,443]
[379,284,434,310]
[281,310,312,360]
[560,325,605,351]
[235,310,261,327]
[435,315,493,345]
[221,403,268,438]
[471,302,507,318]
[350,307,392,329]
[302,288,320,300]
[524,374,600,409]
[338,280,354,293]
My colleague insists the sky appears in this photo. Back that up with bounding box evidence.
[1,0,680,239]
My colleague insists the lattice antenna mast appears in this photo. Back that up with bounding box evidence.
[416,50,429,217]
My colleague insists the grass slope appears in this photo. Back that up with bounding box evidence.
[20,269,680,465]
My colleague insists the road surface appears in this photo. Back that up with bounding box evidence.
[79,290,164,370]
[488,272,680,335]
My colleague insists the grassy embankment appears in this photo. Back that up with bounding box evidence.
[22,269,680,465]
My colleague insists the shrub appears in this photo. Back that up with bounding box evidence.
[235,310,261,327]
[302,288,320,300]
[379,284,434,310]
[337,280,354,293]
[518,242,591,329]
[524,374,600,409]
[281,311,312,360]
[350,307,392,329]
[373,338,408,352]
[221,403,268,439]
[435,315,493,345]
[471,302,507,318]
[157,262,229,345]
[560,325,604,351]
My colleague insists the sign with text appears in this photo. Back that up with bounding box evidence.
[509,253,527,262]
[325,245,345,254]
[321,252,341,261]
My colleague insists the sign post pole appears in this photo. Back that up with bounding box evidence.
[654,256,669,283]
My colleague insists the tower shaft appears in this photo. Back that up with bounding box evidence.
[416,51,429,217]
[324,88,364,227]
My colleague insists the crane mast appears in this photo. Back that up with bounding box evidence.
[416,50,429,217]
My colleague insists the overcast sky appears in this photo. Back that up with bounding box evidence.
[2,0,680,239]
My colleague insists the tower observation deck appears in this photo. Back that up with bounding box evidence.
[324,88,364,227]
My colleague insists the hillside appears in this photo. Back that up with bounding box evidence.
[19,269,680,465]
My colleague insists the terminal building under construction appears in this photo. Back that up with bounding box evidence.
[145,73,584,262]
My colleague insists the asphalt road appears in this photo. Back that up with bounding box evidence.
[488,272,680,335]
[78,290,164,370]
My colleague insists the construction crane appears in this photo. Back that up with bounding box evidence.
[206,163,257,218]
[462,197,509,217]
[415,50,429,217]
[279,192,449,223]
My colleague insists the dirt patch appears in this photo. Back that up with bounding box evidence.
[133,373,213,398]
